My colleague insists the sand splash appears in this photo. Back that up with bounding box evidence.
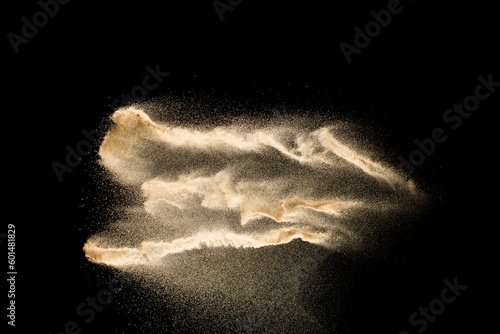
[83,106,420,267]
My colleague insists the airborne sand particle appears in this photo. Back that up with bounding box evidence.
[83,105,426,332]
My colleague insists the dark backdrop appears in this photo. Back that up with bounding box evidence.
[5,0,497,333]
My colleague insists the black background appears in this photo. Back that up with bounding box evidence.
[5,0,498,333]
